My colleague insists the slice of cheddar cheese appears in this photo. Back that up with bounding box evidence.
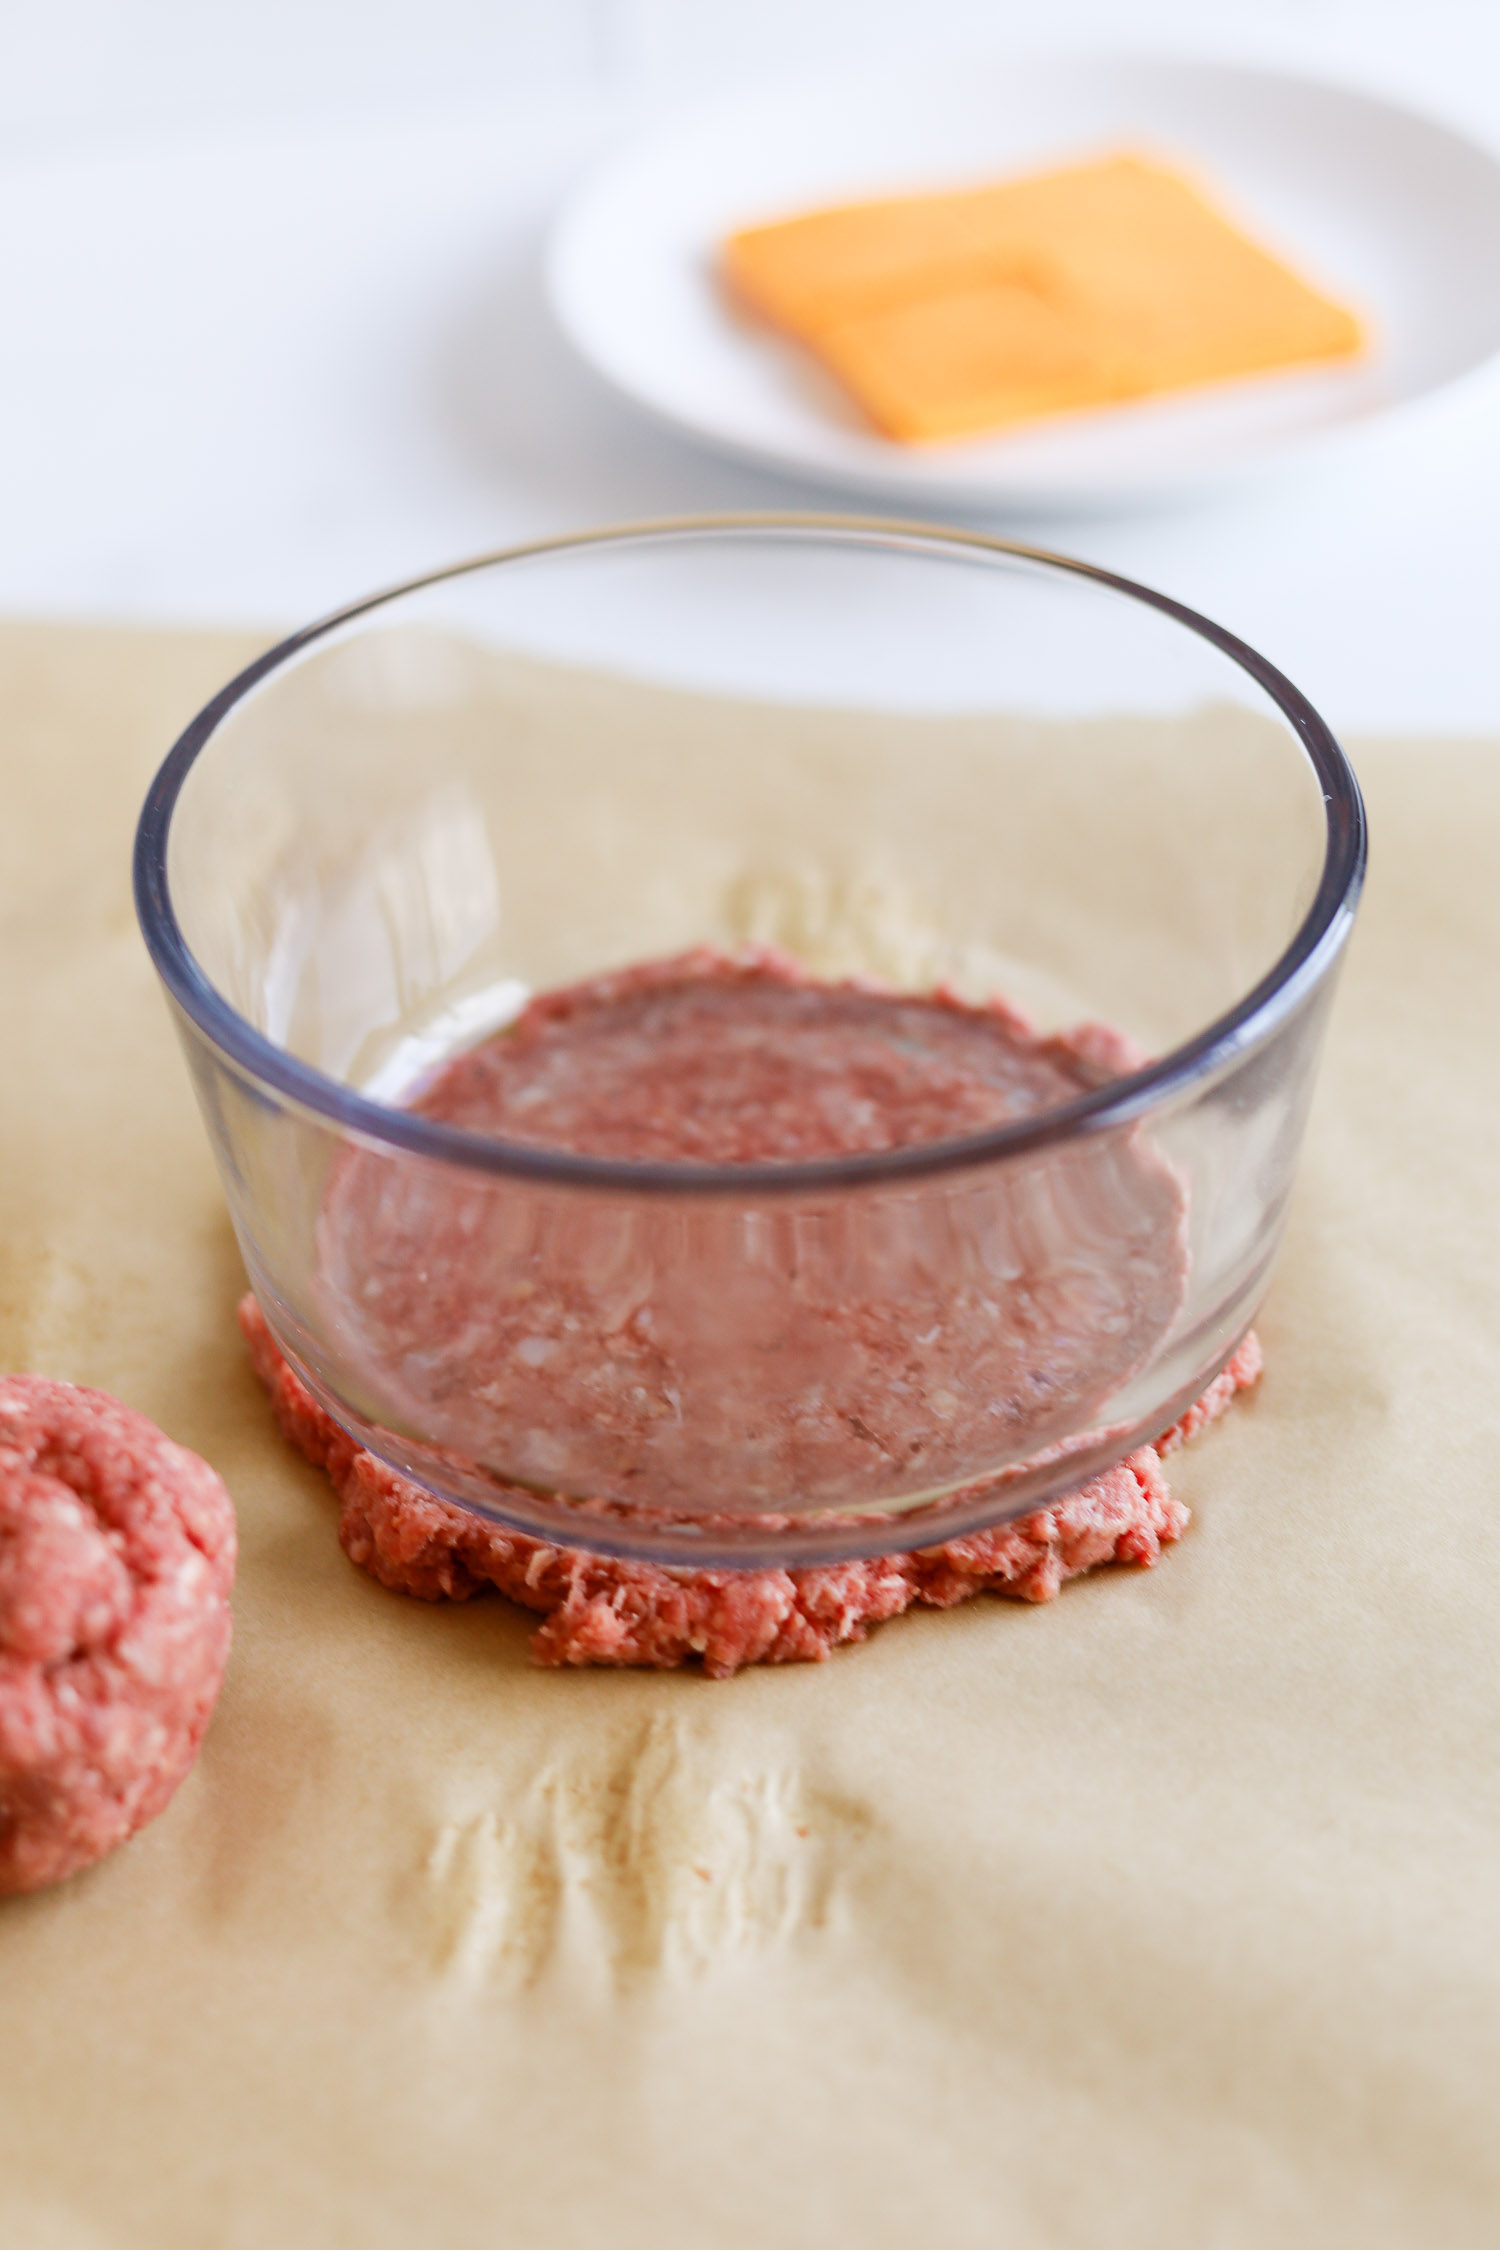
[722,155,1364,443]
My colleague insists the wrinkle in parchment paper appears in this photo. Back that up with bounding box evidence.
[1,626,1499,2250]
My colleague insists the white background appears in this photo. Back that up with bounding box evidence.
[4,0,1500,731]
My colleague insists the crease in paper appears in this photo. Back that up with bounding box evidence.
[416,1716,873,1991]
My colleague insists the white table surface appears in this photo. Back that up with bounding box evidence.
[4,4,1500,737]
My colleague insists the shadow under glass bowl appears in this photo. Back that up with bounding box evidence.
[134,516,1365,1565]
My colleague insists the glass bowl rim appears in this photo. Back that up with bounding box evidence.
[133,512,1367,1197]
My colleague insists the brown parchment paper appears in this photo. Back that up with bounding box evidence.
[1,621,1498,2250]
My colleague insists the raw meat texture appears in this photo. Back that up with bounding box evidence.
[240,1297,1259,1679]
[0,1378,236,1894]
[1157,1333,1264,1453]
[318,947,1189,1517]
[411,947,1127,1162]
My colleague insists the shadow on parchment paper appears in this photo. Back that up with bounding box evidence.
[169,1217,263,1443]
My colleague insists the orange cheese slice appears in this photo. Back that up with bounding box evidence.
[722,155,1364,443]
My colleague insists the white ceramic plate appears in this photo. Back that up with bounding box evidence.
[547,55,1500,510]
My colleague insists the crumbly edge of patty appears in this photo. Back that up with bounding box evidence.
[240,1297,1259,1678]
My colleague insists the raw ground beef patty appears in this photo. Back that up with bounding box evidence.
[0,1378,237,1893]
[256,948,1251,1674]
[241,1297,1260,1677]
[317,947,1189,1516]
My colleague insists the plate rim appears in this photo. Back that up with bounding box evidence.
[546,48,1500,510]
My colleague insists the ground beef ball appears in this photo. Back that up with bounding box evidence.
[0,1378,236,1895]
[241,1296,1259,1678]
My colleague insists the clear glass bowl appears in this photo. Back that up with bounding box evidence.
[134,518,1365,1564]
